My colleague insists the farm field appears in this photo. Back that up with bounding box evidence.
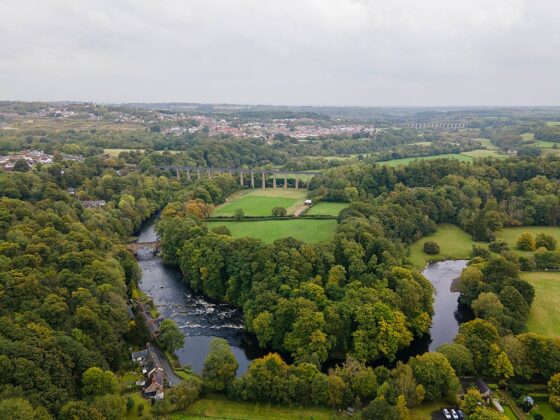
[212,189,308,217]
[546,121,560,126]
[521,271,560,337]
[206,219,337,243]
[174,395,343,420]
[378,153,473,167]
[305,201,348,216]
[408,224,482,268]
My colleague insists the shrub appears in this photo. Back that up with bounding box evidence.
[423,241,440,255]
[472,245,491,259]
[271,207,287,217]
[536,233,557,250]
[489,239,509,253]
[211,225,231,236]
[234,208,244,220]
[516,232,536,251]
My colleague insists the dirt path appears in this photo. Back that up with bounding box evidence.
[293,204,308,217]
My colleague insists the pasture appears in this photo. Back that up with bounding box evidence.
[212,189,308,217]
[521,271,560,337]
[306,202,348,216]
[206,219,337,243]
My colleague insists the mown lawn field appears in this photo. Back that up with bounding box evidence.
[212,189,308,217]
[174,395,343,419]
[409,400,447,420]
[408,224,481,268]
[306,202,348,216]
[206,219,338,243]
[520,271,560,337]
[378,153,473,167]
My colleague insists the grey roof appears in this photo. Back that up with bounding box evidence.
[476,378,491,394]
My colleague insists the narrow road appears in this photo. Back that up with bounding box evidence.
[152,343,182,387]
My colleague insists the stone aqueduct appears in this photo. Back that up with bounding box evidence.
[159,166,322,189]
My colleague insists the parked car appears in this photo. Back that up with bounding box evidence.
[450,409,459,420]
[456,409,465,419]
[443,408,452,419]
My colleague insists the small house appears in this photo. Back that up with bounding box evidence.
[476,378,492,403]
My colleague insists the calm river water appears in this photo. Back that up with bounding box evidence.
[136,219,469,373]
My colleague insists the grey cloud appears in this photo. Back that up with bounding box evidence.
[0,0,559,105]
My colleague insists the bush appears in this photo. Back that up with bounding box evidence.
[423,240,440,255]
[472,245,491,259]
[536,233,557,250]
[271,207,287,217]
[517,232,536,251]
[489,239,509,253]
[234,208,244,220]
[211,225,231,236]
[519,255,536,271]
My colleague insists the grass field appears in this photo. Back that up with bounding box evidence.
[546,121,560,126]
[378,153,473,167]
[475,138,500,150]
[409,400,446,420]
[207,219,338,243]
[124,393,152,419]
[306,202,348,216]
[104,148,145,156]
[212,190,308,217]
[495,226,560,256]
[408,224,481,268]
[521,132,535,141]
[461,149,504,158]
[520,271,560,337]
[175,395,343,419]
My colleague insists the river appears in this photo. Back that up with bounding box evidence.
[135,219,470,373]
[136,219,265,375]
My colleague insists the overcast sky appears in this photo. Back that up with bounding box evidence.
[1,0,559,106]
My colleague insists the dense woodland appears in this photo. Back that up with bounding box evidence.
[2,104,560,418]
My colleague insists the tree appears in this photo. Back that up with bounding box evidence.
[455,319,502,375]
[548,372,560,395]
[93,394,126,420]
[0,398,34,420]
[536,233,557,250]
[423,241,440,255]
[436,343,474,376]
[13,159,30,172]
[271,206,287,217]
[203,338,238,392]
[81,367,119,398]
[167,375,202,409]
[471,292,504,320]
[408,352,460,403]
[391,361,424,407]
[362,398,399,420]
[461,388,484,415]
[158,319,184,353]
[516,232,536,251]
